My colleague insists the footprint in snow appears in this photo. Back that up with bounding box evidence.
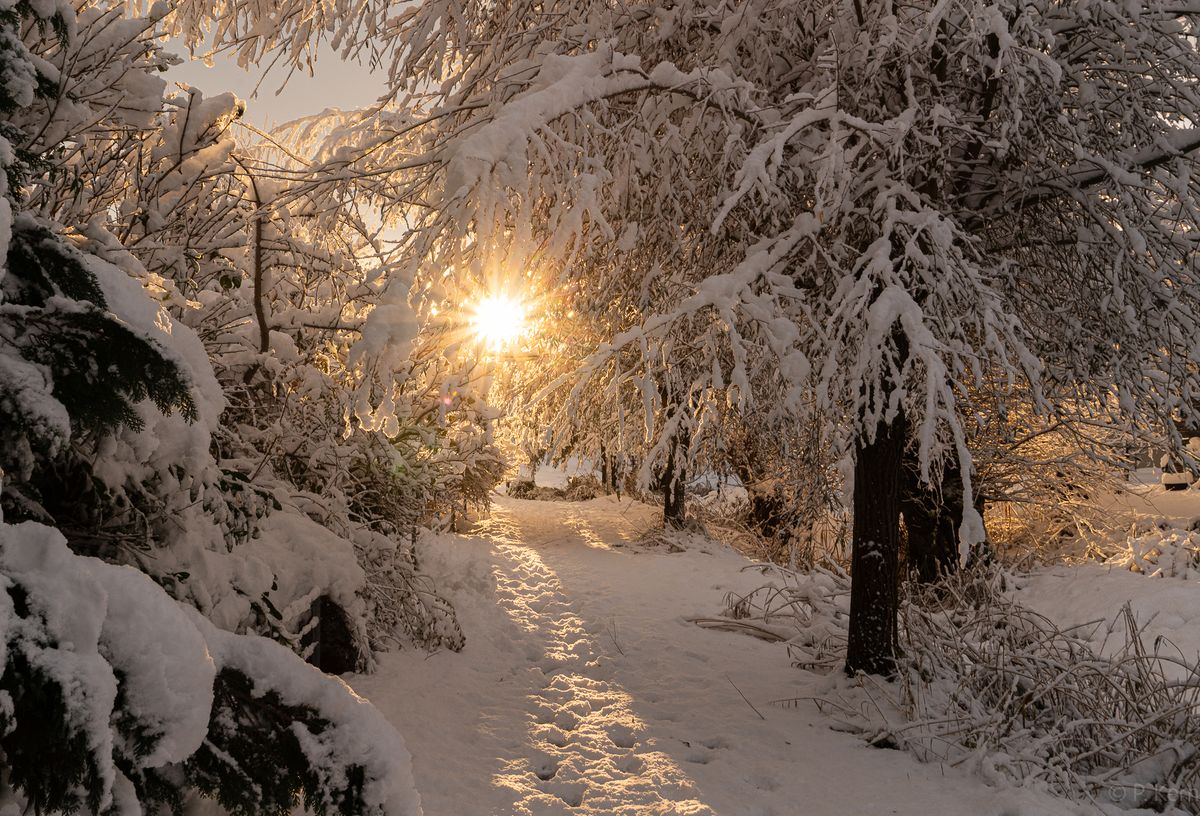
[749,774,779,792]
[614,753,644,774]
[607,722,640,749]
[481,507,719,815]
[539,658,569,677]
[530,754,560,781]
[544,779,586,808]
[553,709,579,731]
[680,737,728,765]
[540,725,570,747]
[532,703,558,724]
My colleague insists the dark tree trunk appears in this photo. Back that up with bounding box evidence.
[901,454,962,584]
[845,412,906,677]
[304,595,362,674]
[660,447,687,528]
[600,445,622,495]
[656,412,690,528]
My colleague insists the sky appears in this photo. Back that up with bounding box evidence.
[162,38,389,129]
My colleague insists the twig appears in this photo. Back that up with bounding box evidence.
[607,617,626,656]
[726,675,766,721]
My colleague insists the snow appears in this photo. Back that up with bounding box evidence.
[240,509,367,621]
[88,560,215,768]
[82,245,224,430]
[1014,564,1200,674]
[0,521,119,809]
[350,495,1083,816]
[0,352,69,472]
[1085,471,1200,534]
[4,218,224,489]
[513,457,593,488]
[1,520,217,804]
[0,29,38,111]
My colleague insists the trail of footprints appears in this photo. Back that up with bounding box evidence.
[486,538,717,815]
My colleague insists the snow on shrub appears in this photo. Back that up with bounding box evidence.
[0,517,421,816]
[1105,525,1200,580]
[866,578,1200,813]
[708,564,850,671]
[710,566,1200,813]
[0,0,486,674]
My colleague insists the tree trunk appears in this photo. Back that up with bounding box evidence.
[901,453,961,584]
[600,445,622,495]
[659,446,687,528]
[655,408,690,527]
[845,412,906,677]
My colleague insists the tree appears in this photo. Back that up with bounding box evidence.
[164,1,1200,676]
[0,511,421,816]
[12,1,506,660]
[0,1,427,811]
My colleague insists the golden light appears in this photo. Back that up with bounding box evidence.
[470,293,528,350]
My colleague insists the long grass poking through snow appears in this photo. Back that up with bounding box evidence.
[711,567,1200,812]
[705,564,850,670]
[887,576,1200,811]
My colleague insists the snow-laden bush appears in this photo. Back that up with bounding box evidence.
[0,516,421,816]
[868,578,1200,813]
[706,564,851,671]
[87,84,501,655]
[505,475,605,502]
[1104,525,1200,580]
[0,0,501,666]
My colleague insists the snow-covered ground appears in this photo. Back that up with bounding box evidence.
[350,495,1089,816]
[1013,475,1200,671]
[1014,564,1200,669]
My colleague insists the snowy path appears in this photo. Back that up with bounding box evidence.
[351,496,1081,816]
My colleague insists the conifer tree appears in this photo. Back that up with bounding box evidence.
[0,3,421,813]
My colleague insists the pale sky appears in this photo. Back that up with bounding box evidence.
[162,39,389,129]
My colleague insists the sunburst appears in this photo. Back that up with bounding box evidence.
[470,293,528,350]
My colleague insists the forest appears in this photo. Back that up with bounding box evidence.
[2,0,1200,814]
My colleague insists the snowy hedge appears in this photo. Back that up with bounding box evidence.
[0,517,422,816]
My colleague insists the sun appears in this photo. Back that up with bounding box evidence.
[470,293,528,350]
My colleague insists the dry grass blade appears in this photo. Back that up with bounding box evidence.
[686,617,790,642]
